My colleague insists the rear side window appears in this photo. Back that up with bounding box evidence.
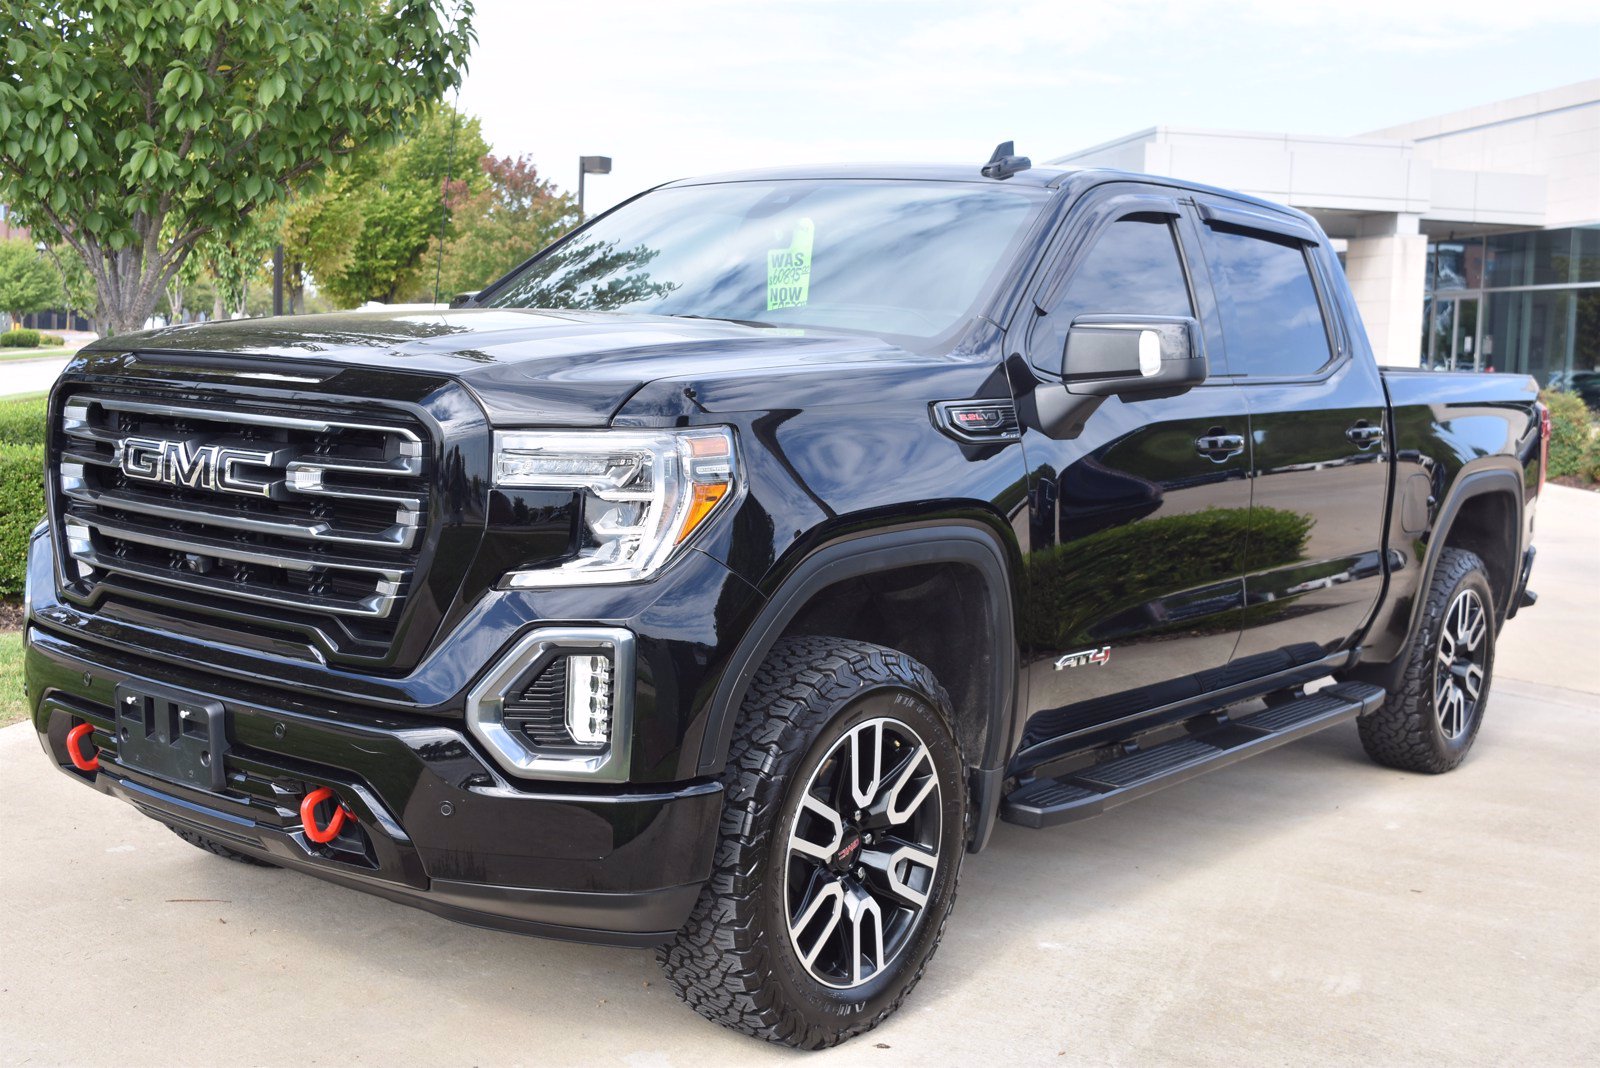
[1031,215,1193,367]
[1206,228,1333,377]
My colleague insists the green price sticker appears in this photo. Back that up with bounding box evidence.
[767,218,814,311]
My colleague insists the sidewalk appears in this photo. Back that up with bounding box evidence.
[0,354,70,398]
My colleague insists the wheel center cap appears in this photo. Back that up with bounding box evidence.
[831,830,863,872]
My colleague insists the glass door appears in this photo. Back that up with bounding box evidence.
[1427,294,1483,372]
[1453,297,1480,371]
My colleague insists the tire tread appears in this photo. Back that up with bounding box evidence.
[1358,548,1491,774]
[655,635,961,1049]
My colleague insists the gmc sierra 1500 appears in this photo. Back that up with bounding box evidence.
[26,150,1543,1048]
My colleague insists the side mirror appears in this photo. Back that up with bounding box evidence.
[1017,315,1208,441]
[449,291,480,309]
[1061,315,1207,398]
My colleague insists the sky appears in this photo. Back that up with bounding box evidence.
[457,0,1600,216]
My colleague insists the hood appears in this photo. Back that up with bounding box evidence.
[87,308,919,425]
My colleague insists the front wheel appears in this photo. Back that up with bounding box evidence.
[657,636,967,1049]
[1358,548,1496,773]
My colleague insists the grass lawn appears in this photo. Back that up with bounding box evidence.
[1,630,25,728]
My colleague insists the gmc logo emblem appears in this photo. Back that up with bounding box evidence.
[118,436,278,497]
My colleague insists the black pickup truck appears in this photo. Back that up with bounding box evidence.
[25,151,1544,1048]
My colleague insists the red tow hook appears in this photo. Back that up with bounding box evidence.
[66,723,100,772]
[299,786,359,844]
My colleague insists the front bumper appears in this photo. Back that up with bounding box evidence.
[27,623,722,947]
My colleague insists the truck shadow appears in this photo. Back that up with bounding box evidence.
[159,718,1419,1060]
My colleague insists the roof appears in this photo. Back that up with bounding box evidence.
[659,161,1075,190]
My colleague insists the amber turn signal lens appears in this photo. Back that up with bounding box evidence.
[678,482,730,543]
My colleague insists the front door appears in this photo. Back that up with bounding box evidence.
[1013,187,1250,761]
[1192,199,1390,669]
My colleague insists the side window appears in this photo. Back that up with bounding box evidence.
[1030,214,1193,368]
[1206,227,1333,377]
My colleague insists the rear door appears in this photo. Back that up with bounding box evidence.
[1013,184,1251,756]
[1192,198,1390,669]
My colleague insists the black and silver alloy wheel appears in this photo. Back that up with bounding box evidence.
[784,716,941,989]
[658,636,966,1049]
[1358,547,1496,774]
[1433,587,1487,741]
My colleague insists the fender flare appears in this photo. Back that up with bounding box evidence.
[694,521,1019,781]
[1397,466,1524,657]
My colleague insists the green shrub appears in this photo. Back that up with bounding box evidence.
[39,333,64,346]
[0,393,47,447]
[0,328,42,348]
[1542,389,1599,482]
[0,394,47,598]
[0,442,45,598]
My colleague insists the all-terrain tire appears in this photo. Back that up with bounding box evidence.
[168,824,279,867]
[656,636,967,1049]
[1358,548,1496,773]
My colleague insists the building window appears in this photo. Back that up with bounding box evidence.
[1422,225,1600,391]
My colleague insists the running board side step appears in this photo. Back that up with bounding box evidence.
[1001,681,1386,829]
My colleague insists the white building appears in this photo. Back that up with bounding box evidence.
[1054,78,1599,387]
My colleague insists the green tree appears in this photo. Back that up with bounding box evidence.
[0,0,475,337]
[317,104,489,307]
[417,153,578,300]
[0,238,57,327]
[43,241,96,327]
[280,180,365,314]
[200,212,282,319]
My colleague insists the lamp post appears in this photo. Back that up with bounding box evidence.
[577,155,612,220]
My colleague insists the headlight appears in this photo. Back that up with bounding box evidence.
[494,426,737,587]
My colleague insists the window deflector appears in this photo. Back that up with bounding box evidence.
[1196,200,1320,244]
[1033,193,1185,315]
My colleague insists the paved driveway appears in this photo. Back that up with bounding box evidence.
[2,488,1596,1066]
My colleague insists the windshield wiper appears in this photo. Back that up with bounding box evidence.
[667,314,777,329]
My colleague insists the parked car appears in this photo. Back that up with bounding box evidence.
[25,149,1544,1048]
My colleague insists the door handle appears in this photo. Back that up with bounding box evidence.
[1345,422,1385,448]
[1195,430,1246,462]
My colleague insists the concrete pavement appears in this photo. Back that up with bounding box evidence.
[0,354,69,398]
[1,489,1596,1067]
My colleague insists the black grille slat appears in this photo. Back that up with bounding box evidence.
[503,659,572,747]
[53,386,432,657]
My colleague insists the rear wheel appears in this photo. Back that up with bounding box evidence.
[657,636,966,1048]
[1358,548,1496,773]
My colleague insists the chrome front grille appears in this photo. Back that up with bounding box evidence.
[53,388,432,656]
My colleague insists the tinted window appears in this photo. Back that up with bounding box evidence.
[1031,215,1192,367]
[484,180,1043,340]
[1208,228,1332,377]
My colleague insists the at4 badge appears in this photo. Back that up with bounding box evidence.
[1054,645,1111,670]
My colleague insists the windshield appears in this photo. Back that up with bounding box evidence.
[482,179,1044,339]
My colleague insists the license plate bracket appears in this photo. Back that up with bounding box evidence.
[113,682,229,793]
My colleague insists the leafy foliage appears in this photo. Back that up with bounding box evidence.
[0,1,476,335]
[42,239,96,322]
[0,327,41,347]
[199,211,282,318]
[419,153,578,300]
[312,105,489,307]
[0,393,46,598]
[0,238,57,326]
[1542,389,1600,483]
